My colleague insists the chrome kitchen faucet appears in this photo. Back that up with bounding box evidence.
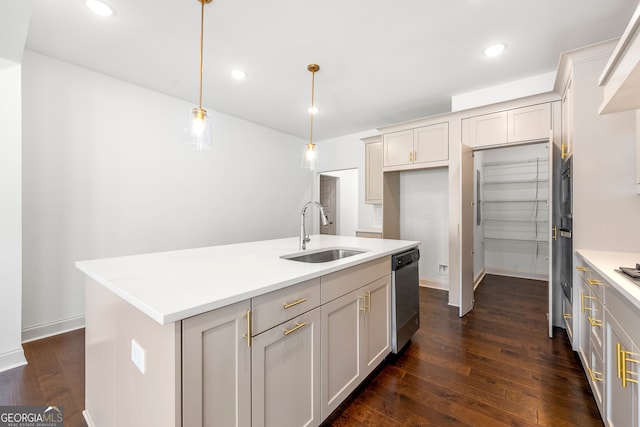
[300,201,329,250]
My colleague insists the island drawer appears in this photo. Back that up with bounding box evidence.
[321,256,390,304]
[252,278,320,335]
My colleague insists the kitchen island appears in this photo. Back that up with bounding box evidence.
[76,235,419,427]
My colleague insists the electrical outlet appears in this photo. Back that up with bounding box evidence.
[131,339,146,374]
[438,264,449,275]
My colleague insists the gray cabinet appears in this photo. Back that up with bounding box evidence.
[576,254,640,426]
[462,103,551,148]
[382,122,448,169]
[182,299,252,427]
[252,307,321,427]
[363,136,383,204]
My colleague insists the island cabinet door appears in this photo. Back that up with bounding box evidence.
[251,307,321,427]
[361,275,391,377]
[182,300,252,427]
[605,312,639,427]
[320,288,363,420]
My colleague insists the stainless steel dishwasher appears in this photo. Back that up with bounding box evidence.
[391,248,420,353]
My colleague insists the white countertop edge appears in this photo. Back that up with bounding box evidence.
[576,249,640,311]
[76,236,420,325]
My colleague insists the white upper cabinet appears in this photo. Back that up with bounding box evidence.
[463,103,551,148]
[383,122,448,170]
[507,103,552,142]
[363,136,383,204]
[598,2,640,114]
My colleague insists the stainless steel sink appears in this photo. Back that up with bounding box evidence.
[281,248,367,263]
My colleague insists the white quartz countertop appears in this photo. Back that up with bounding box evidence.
[576,249,640,310]
[76,235,419,325]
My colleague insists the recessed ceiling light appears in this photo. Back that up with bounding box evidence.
[484,43,506,58]
[85,0,114,17]
[308,106,318,114]
[229,69,247,80]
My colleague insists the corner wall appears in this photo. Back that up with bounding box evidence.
[0,61,26,371]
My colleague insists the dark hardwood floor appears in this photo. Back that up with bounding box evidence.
[0,274,602,427]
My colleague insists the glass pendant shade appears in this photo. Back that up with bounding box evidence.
[183,107,213,151]
[301,142,317,170]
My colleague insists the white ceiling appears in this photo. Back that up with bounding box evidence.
[25,0,638,140]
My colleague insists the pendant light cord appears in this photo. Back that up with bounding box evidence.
[309,68,315,145]
[198,0,205,110]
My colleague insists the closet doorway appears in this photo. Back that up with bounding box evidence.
[317,169,358,237]
[468,141,558,337]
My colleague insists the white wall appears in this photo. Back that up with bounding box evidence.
[315,130,381,231]
[320,169,358,236]
[21,50,313,341]
[399,168,449,287]
[573,56,640,252]
[0,61,27,371]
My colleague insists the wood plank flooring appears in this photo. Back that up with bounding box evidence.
[326,275,603,426]
[0,274,602,427]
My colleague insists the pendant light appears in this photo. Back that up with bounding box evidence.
[302,64,320,170]
[182,0,213,151]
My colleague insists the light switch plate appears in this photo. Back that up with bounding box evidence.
[131,339,146,374]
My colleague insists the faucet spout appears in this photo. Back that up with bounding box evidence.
[300,201,329,250]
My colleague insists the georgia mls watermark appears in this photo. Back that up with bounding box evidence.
[0,406,63,427]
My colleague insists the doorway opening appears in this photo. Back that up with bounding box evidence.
[317,169,358,236]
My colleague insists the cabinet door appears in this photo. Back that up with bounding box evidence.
[562,294,574,344]
[252,307,321,427]
[182,300,251,427]
[361,275,391,377]
[605,313,638,427]
[561,80,573,160]
[577,280,592,370]
[365,141,383,204]
[383,129,413,167]
[320,288,362,419]
[507,103,551,143]
[462,111,508,148]
[414,123,449,164]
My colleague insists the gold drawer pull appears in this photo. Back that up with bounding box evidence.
[283,297,308,309]
[618,343,640,388]
[562,313,572,319]
[243,310,252,347]
[588,367,603,382]
[587,279,603,286]
[581,293,595,312]
[576,266,588,272]
[588,316,602,327]
[284,322,308,336]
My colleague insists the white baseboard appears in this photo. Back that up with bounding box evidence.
[474,269,486,290]
[419,278,448,291]
[0,347,27,373]
[484,268,548,282]
[21,315,85,343]
[83,410,96,427]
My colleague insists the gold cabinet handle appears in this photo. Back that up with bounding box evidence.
[413,151,417,162]
[244,309,252,347]
[587,279,603,286]
[283,322,308,336]
[587,316,602,327]
[552,226,557,241]
[562,313,572,319]
[561,142,566,159]
[409,152,413,162]
[283,297,307,309]
[587,367,603,382]
[576,266,588,272]
[581,292,595,312]
[618,343,640,388]
[359,292,371,313]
